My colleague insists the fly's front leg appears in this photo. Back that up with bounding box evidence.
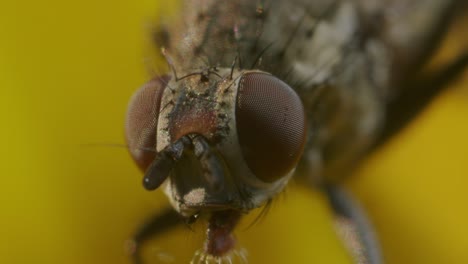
[126,207,183,264]
[324,185,383,264]
[127,136,195,263]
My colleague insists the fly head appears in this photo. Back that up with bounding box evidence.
[125,67,307,256]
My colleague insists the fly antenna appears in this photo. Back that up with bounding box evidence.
[80,143,157,154]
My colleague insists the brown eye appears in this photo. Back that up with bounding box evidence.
[125,75,170,171]
[236,73,307,182]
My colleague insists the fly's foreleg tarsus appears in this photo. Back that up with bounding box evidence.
[324,185,383,264]
[127,207,183,264]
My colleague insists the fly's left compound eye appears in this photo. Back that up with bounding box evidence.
[236,73,307,182]
[125,75,170,171]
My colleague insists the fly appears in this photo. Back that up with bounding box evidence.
[124,0,468,263]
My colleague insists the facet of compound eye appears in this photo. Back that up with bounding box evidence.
[235,72,307,182]
[125,75,170,171]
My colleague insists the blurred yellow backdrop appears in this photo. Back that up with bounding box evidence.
[1,1,467,264]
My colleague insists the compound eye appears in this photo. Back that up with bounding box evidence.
[125,75,170,171]
[236,73,307,182]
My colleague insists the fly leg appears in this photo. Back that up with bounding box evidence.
[128,136,194,263]
[374,50,468,149]
[127,207,183,264]
[324,185,383,264]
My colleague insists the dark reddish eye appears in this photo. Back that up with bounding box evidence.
[125,75,170,171]
[236,73,307,182]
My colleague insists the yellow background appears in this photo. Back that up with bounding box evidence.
[1,1,467,263]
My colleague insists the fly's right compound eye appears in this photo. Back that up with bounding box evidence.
[125,76,170,171]
[235,73,307,182]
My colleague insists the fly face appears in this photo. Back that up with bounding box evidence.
[125,67,307,256]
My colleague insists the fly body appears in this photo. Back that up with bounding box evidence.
[125,0,467,263]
